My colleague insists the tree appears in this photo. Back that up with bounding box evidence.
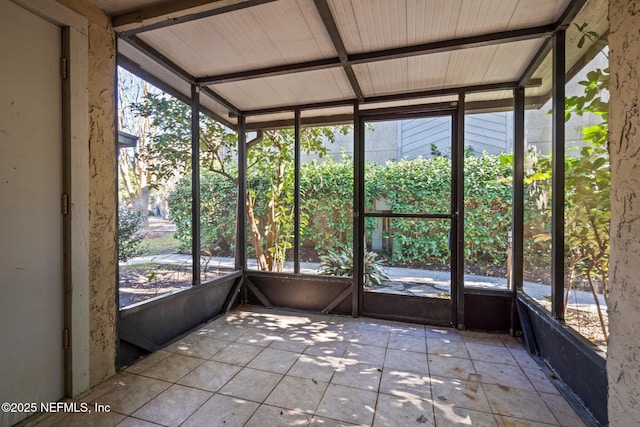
[118,68,158,226]
[117,205,147,261]
[527,24,610,340]
[133,91,347,271]
[563,25,609,340]
[246,127,347,271]
[133,93,237,185]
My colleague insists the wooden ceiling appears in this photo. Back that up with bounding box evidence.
[90,0,608,129]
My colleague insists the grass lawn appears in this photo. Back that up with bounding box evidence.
[144,233,181,255]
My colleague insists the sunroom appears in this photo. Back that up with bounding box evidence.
[2,0,631,426]
[112,0,610,423]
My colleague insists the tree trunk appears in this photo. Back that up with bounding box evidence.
[131,187,151,228]
[118,151,136,202]
[564,267,574,315]
[264,197,276,271]
[586,268,608,342]
[267,161,287,271]
[246,196,268,270]
[118,149,151,228]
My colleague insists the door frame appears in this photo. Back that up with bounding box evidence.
[12,0,91,396]
[353,102,465,327]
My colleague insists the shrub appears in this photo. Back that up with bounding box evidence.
[464,154,513,267]
[300,156,353,256]
[118,205,147,261]
[366,154,513,268]
[167,172,238,256]
[319,246,389,285]
[168,153,521,272]
[366,157,453,266]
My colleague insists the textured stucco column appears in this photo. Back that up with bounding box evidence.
[608,1,640,424]
[57,0,117,386]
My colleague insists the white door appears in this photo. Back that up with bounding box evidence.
[0,1,64,425]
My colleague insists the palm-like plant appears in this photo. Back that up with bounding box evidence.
[319,247,389,286]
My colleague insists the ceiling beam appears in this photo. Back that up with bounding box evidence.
[122,35,240,114]
[520,30,608,108]
[115,0,277,35]
[118,54,236,129]
[245,94,559,129]
[362,80,541,105]
[465,98,514,114]
[518,38,552,87]
[348,25,555,64]
[244,94,557,130]
[313,0,364,102]
[197,58,343,85]
[245,114,355,131]
[197,24,555,85]
[241,80,541,117]
[556,0,589,28]
[122,36,193,83]
[517,0,588,86]
[241,99,354,116]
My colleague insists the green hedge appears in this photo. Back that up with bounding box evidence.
[300,157,353,256]
[167,153,525,269]
[365,155,513,266]
[167,171,237,256]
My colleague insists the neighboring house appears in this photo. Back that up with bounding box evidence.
[303,114,511,164]
[117,131,138,149]
[311,101,603,165]
[306,53,607,164]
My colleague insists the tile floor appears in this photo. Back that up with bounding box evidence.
[25,306,587,427]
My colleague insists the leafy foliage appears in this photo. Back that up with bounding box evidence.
[133,92,238,185]
[169,152,516,272]
[246,127,349,271]
[464,154,514,266]
[300,155,354,256]
[319,247,389,286]
[365,153,513,268]
[525,23,609,339]
[167,171,238,256]
[118,205,147,262]
[134,92,350,271]
[366,157,451,265]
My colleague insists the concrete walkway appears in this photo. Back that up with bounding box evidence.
[121,254,606,311]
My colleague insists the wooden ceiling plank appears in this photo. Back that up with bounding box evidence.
[115,0,277,35]
[196,24,554,85]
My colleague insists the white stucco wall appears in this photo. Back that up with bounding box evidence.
[607,1,640,425]
[57,0,118,387]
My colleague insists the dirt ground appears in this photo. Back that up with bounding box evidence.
[565,308,608,349]
[119,263,234,308]
[540,301,608,350]
[122,217,609,349]
[119,264,193,308]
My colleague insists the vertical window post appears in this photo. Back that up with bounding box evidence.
[453,93,465,329]
[294,110,301,274]
[191,84,201,286]
[236,115,247,271]
[512,86,525,333]
[353,102,363,317]
[551,31,566,320]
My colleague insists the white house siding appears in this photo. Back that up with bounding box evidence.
[400,117,452,159]
[399,113,512,159]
